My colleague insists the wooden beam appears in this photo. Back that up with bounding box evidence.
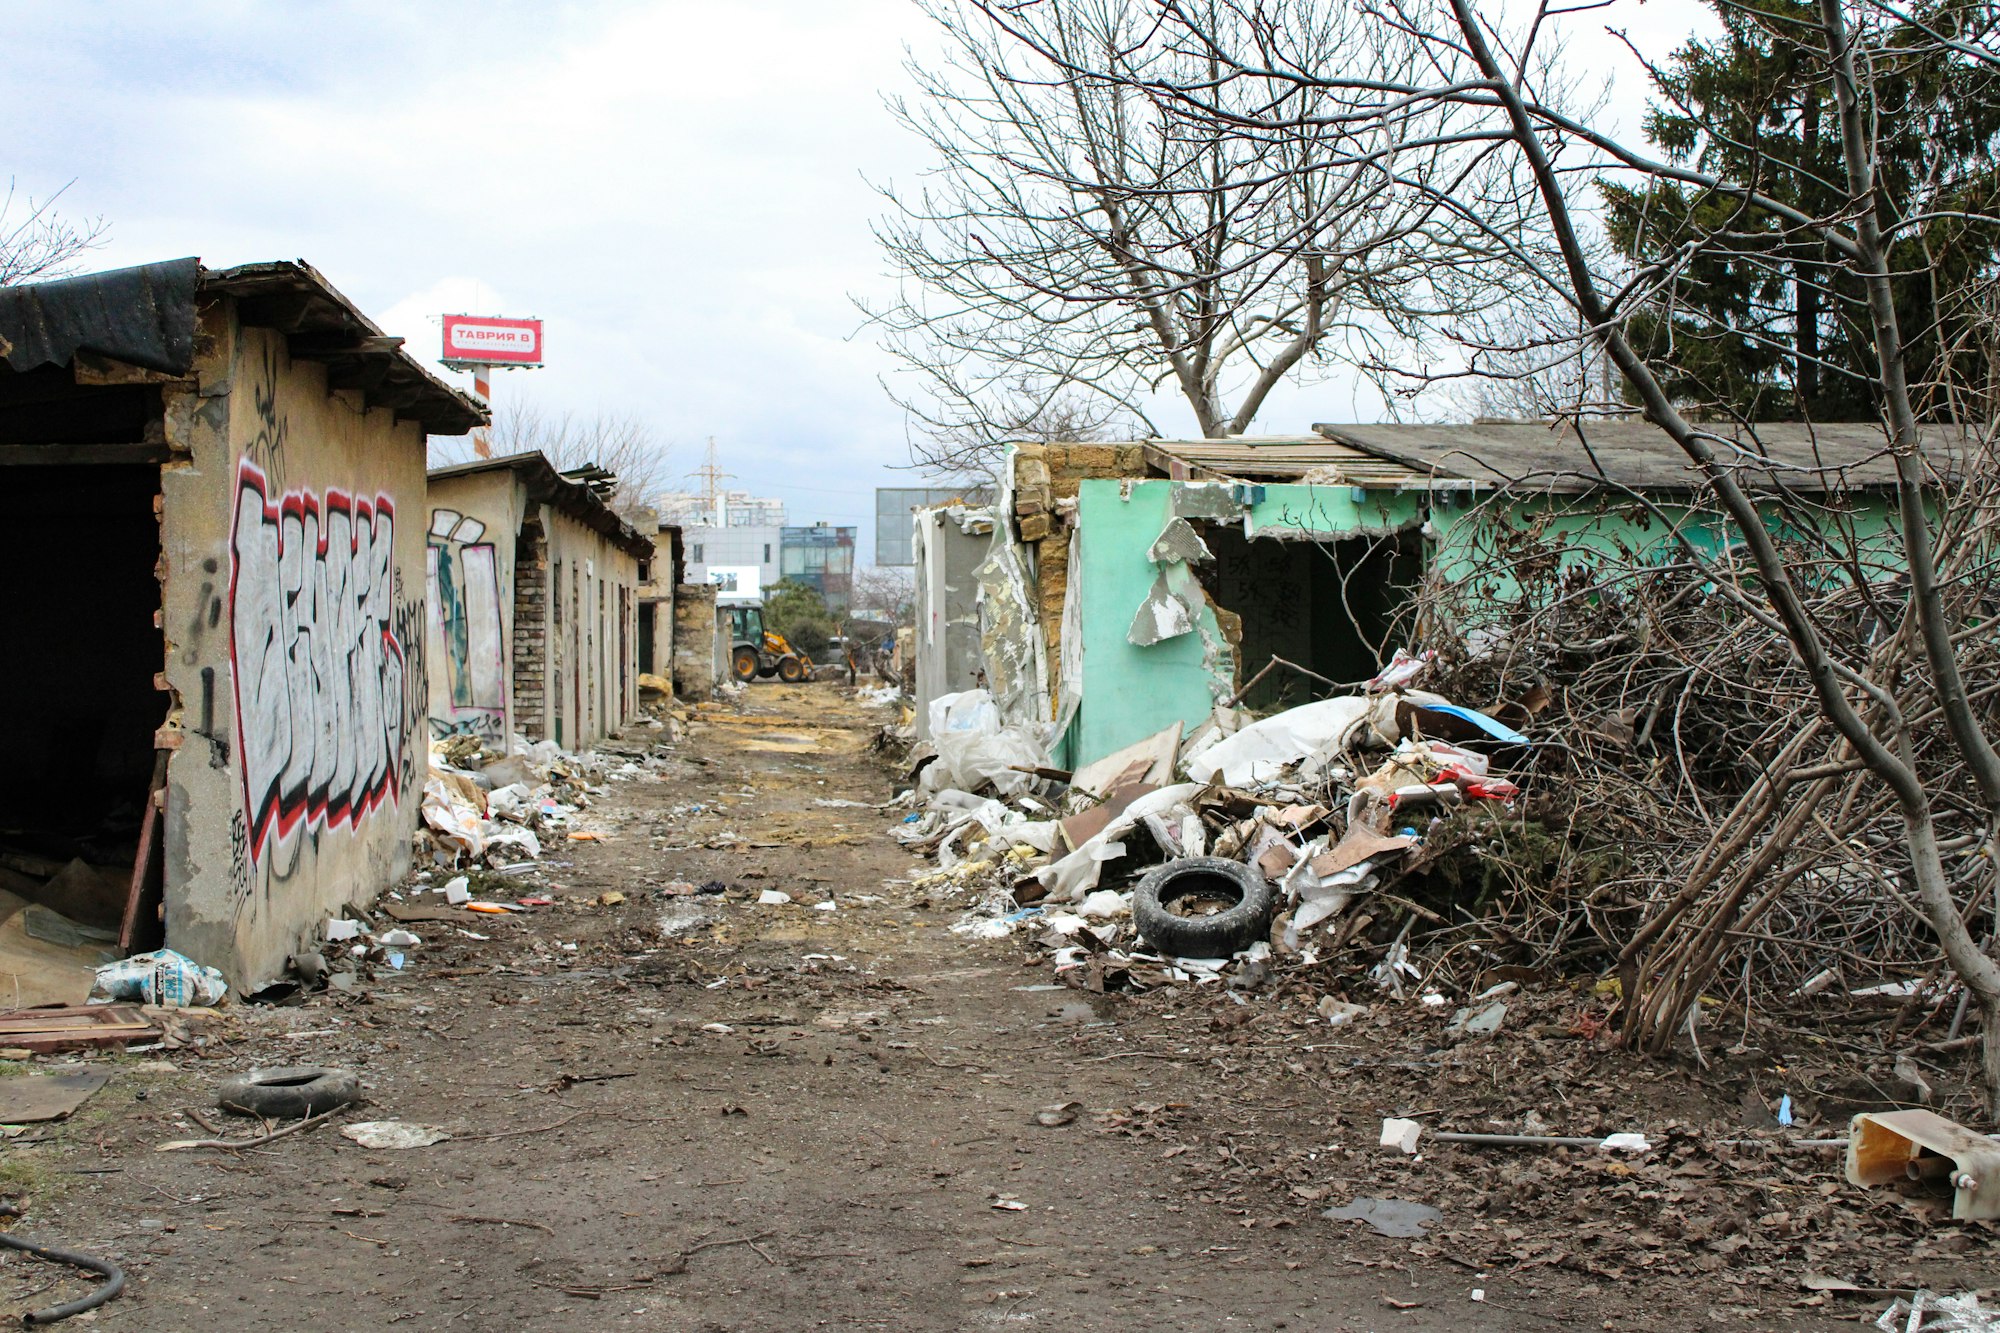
[0,442,169,465]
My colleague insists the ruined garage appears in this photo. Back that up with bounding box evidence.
[0,257,484,991]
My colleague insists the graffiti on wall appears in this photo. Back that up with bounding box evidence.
[229,459,410,869]
[425,509,506,742]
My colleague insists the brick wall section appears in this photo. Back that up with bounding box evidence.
[512,519,549,741]
[1011,443,1149,717]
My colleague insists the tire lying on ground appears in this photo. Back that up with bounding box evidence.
[1130,856,1274,959]
[217,1066,362,1119]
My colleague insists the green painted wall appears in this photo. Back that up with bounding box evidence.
[1067,479,1425,767]
[1428,494,1908,601]
[1065,477,1909,771]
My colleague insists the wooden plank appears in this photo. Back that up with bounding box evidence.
[0,1004,159,1053]
[118,752,170,956]
[0,443,169,466]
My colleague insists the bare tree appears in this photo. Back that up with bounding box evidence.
[864,0,1563,470]
[850,565,916,625]
[905,373,1139,477]
[429,402,671,517]
[0,179,107,286]
[1053,0,2000,1107]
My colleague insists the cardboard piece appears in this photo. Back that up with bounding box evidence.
[1060,775,1159,852]
[0,1069,110,1123]
[1070,723,1182,801]
[1311,828,1417,879]
[0,891,102,1008]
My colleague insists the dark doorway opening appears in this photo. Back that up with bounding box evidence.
[0,463,166,932]
[1202,526,1424,711]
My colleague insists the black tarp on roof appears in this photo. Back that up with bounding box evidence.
[0,257,200,375]
[0,257,485,435]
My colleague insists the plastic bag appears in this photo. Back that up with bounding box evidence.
[922,690,1045,798]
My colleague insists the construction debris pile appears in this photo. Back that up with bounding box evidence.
[895,651,1546,997]
[419,732,668,870]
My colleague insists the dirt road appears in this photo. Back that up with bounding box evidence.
[0,682,1984,1329]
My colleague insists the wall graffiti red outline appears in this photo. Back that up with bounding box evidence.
[228,459,410,866]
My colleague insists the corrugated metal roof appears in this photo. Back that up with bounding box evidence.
[1315,419,1974,493]
[1142,437,1438,487]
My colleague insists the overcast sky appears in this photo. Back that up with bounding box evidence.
[8,0,1711,564]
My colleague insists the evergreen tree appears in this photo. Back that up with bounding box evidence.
[1603,0,2000,420]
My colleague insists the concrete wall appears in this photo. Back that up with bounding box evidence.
[672,582,721,698]
[424,470,523,746]
[426,471,642,752]
[159,314,431,990]
[911,505,993,737]
[636,530,676,681]
[682,522,781,593]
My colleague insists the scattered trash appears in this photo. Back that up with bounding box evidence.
[91,949,227,1009]
[1381,1117,1424,1154]
[989,1195,1029,1212]
[1033,1101,1081,1127]
[757,890,793,906]
[1875,1290,2000,1332]
[341,1121,450,1149]
[1322,1196,1441,1238]
[1848,1109,2000,1221]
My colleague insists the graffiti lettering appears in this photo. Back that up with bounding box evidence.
[229,460,408,867]
[426,509,506,743]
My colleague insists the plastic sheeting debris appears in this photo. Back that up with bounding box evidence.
[92,949,227,1008]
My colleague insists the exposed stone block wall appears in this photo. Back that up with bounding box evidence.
[1010,443,1149,716]
[512,517,549,741]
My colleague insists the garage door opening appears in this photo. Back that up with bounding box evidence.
[0,463,166,938]
[1202,526,1424,710]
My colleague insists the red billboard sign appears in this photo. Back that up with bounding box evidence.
[441,315,543,366]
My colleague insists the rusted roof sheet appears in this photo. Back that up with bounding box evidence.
[1316,420,1973,494]
[0,258,486,435]
[429,451,654,559]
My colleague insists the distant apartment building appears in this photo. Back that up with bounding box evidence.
[781,523,857,613]
[658,488,786,594]
[876,485,995,565]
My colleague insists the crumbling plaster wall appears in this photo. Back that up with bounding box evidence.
[1427,492,1907,597]
[539,510,642,750]
[1010,443,1148,720]
[911,504,992,737]
[424,470,524,748]
[671,583,722,699]
[159,313,430,990]
[1067,478,1425,769]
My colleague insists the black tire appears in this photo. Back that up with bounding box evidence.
[217,1066,362,1119]
[732,648,759,681]
[1131,857,1274,959]
[778,656,808,683]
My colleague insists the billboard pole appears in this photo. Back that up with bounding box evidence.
[441,315,542,459]
[472,365,493,458]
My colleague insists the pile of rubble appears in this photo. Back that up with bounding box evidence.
[894,650,1541,995]
[418,731,669,870]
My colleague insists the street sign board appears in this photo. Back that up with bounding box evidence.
[441,315,544,366]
